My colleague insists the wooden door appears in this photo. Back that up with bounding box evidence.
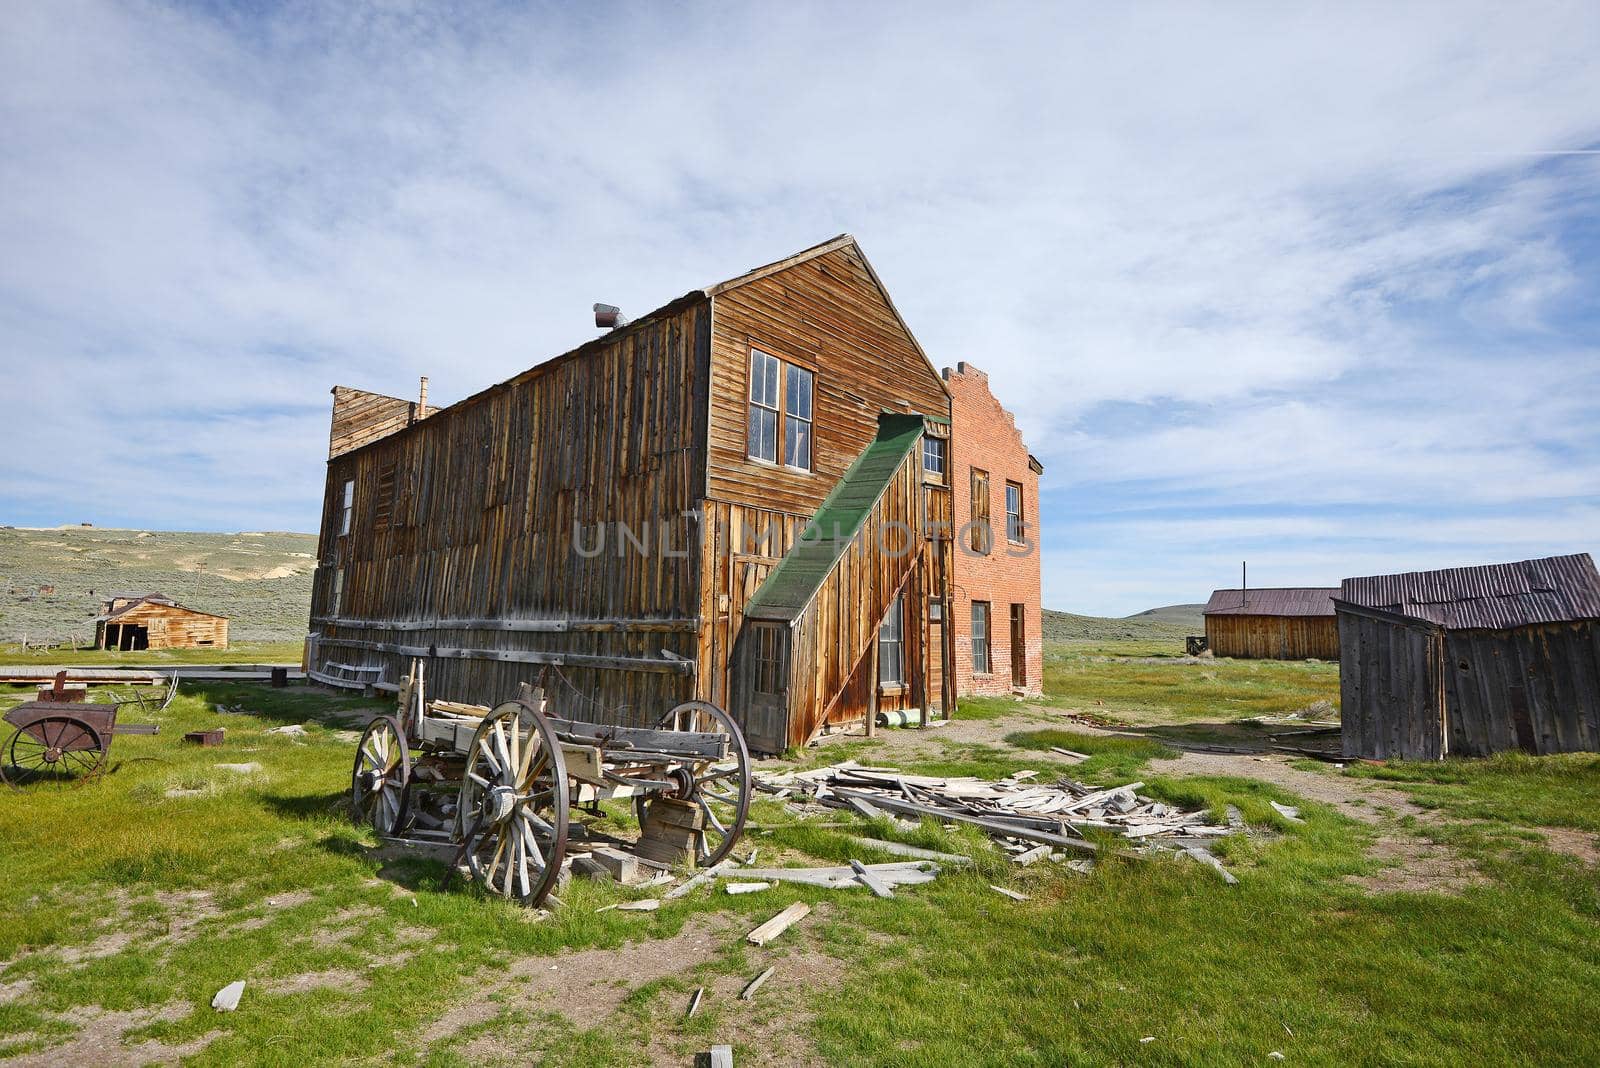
[1009,604,1026,687]
[735,621,791,754]
[927,598,945,715]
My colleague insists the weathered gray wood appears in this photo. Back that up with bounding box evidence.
[832,788,1097,852]
[1184,846,1239,884]
[989,885,1029,902]
[740,966,776,1000]
[849,859,895,898]
[695,1046,734,1068]
[663,861,734,900]
[746,901,810,945]
[685,987,704,1018]
[840,835,972,865]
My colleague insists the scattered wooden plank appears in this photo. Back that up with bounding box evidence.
[695,1046,734,1068]
[1011,845,1050,865]
[849,859,895,898]
[989,885,1030,902]
[664,861,734,900]
[747,902,810,946]
[685,986,704,1018]
[725,882,771,895]
[1270,801,1305,824]
[1185,847,1239,885]
[740,965,776,1000]
[615,898,660,911]
[840,835,973,865]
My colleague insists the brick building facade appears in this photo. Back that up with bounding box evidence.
[943,363,1043,698]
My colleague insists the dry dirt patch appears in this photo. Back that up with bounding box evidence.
[5,1003,219,1067]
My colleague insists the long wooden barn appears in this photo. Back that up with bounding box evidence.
[306,235,955,753]
[1202,587,1339,659]
[1337,553,1600,760]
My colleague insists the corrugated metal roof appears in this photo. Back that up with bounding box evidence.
[1339,553,1600,630]
[1203,587,1337,617]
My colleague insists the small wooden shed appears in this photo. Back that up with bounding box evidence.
[1202,588,1339,659]
[1336,554,1600,760]
[94,592,229,652]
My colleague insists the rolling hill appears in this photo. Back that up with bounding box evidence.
[1042,603,1205,643]
[0,527,317,643]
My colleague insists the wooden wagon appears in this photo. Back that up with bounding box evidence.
[349,665,752,908]
[1,700,159,786]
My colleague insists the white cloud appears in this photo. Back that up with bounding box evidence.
[2,1,1597,613]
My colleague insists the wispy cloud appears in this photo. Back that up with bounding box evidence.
[1,1,1597,614]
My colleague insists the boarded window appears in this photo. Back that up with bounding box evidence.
[753,623,784,695]
[1006,481,1024,543]
[375,462,396,529]
[972,601,991,674]
[923,437,946,480]
[879,591,905,686]
[340,480,354,536]
[970,469,991,554]
[747,347,816,471]
[331,568,345,614]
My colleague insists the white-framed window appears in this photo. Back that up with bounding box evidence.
[784,363,813,469]
[923,436,946,480]
[972,601,991,674]
[340,479,354,536]
[747,348,814,471]
[1006,481,1024,543]
[753,622,784,695]
[878,591,904,686]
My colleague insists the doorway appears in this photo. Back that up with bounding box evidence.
[1009,604,1025,687]
[114,624,149,651]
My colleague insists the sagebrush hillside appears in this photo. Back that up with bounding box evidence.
[1043,603,1204,644]
[0,527,316,643]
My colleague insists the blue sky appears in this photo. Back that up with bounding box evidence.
[2,1,1597,615]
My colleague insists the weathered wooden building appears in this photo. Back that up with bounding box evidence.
[1337,554,1600,760]
[1202,587,1339,659]
[94,592,229,651]
[307,236,954,753]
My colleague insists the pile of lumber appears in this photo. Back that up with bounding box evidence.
[754,761,1237,871]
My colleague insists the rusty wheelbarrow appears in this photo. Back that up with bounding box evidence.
[1,701,159,786]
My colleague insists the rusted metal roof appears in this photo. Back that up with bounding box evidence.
[1339,553,1600,630]
[1203,588,1337,617]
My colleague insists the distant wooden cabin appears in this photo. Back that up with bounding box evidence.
[1337,554,1600,760]
[307,235,955,754]
[95,592,229,651]
[1202,587,1339,659]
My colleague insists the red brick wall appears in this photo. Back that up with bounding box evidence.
[944,363,1043,698]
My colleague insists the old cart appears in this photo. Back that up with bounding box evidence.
[350,667,752,908]
[1,700,160,786]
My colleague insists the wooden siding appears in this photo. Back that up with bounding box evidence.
[309,301,711,725]
[1340,604,1600,760]
[705,244,949,514]
[1205,615,1340,659]
[329,385,423,459]
[1443,622,1600,756]
[1338,604,1445,760]
[98,604,228,650]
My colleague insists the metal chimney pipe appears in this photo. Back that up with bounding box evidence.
[1242,561,1247,609]
[419,376,429,415]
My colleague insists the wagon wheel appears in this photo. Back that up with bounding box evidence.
[457,700,569,908]
[351,716,411,835]
[1,716,107,787]
[635,701,752,868]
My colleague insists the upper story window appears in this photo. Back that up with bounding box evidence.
[970,468,991,554]
[747,348,814,471]
[923,437,946,482]
[1006,481,1024,543]
[340,479,354,536]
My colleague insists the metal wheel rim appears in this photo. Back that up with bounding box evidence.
[646,700,752,868]
[2,718,106,787]
[350,716,411,834]
[457,700,569,907]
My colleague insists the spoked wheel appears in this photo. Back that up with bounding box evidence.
[1,717,107,787]
[457,700,569,908]
[351,716,411,834]
[635,701,752,868]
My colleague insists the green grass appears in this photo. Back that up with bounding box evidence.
[1341,752,1600,833]
[0,640,304,665]
[1040,640,1341,725]
[2,663,1598,1065]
